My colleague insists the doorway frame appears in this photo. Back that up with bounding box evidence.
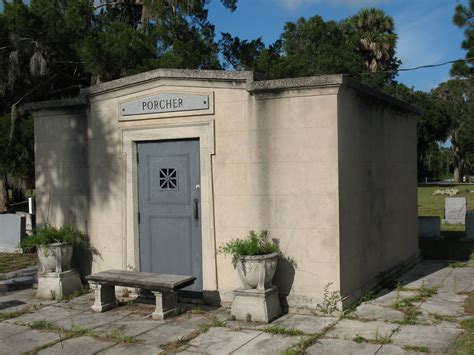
[120,117,217,291]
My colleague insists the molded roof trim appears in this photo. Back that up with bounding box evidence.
[23,69,419,115]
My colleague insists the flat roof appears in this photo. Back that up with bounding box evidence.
[23,69,418,114]
[84,69,253,96]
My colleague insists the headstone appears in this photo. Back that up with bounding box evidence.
[418,216,440,238]
[445,197,467,224]
[0,214,25,253]
[15,212,33,236]
[466,211,474,240]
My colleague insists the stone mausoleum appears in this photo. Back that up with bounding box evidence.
[26,69,419,309]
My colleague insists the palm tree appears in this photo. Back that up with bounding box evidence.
[350,8,398,73]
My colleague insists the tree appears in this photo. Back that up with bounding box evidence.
[220,9,400,89]
[384,83,451,180]
[80,0,238,82]
[427,145,453,180]
[433,79,474,182]
[347,8,398,74]
[0,0,94,211]
[79,21,159,82]
[0,0,239,211]
[277,16,365,78]
[220,33,265,70]
[437,0,474,182]
[221,15,365,79]
[345,8,400,89]
[451,0,473,77]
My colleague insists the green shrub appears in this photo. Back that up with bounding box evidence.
[20,225,88,251]
[218,230,281,267]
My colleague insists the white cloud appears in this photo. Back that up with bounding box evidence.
[278,0,390,10]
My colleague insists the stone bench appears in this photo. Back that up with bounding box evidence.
[86,269,196,320]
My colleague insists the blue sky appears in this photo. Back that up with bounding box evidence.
[1,0,466,92]
[208,0,466,92]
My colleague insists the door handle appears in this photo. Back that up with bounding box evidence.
[194,198,199,221]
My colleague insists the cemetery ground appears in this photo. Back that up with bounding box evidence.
[0,259,473,354]
[418,184,474,260]
[0,185,473,354]
[1,184,469,277]
[0,252,36,279]
[418,184,474,235]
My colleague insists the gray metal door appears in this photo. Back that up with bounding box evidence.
[138,139,202,292]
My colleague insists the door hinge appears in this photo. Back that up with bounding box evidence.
[138,212,140,224]
[136,150,139,165]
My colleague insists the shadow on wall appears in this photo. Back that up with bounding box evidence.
[34,104,119,275]
[274,256,296,312]
[253,96,298,310]
[71,233,100,279]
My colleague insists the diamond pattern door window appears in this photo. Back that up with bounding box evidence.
[159,168,178,190]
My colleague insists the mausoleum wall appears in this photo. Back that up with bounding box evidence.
[86,77,252,286]
[337,85,419,302]
[215,87,342,308]
[29,70,418,311]
[34,107,89,232]
[81,75,344,308]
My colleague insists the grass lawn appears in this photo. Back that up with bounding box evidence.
[0,252,37,277]
[418,184,474,234]
[455,291,474,354]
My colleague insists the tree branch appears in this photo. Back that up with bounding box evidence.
[12,74,58,108]
[8,74,58,146]
[55,60,85,64]
[94,1,142,10]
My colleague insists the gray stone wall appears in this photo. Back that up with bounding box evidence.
[34,108,89,231]
[240,87,341,307]
[337,85,419,301]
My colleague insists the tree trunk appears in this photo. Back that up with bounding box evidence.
[0,174,7,213]
[454,166,460,183]
[452,131,463,183]
[453,148,463,183]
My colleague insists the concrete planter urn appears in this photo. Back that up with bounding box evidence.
[21,226,84,300]
[37,243,73,274]
[237,253,279,290]
[221,231,283,322]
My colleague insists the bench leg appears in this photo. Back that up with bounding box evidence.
[151,291,177,320]
[89,282,117,312]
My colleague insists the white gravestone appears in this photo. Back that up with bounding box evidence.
[418,216,440,238]
[0,214,25,253]
[466,211,474,240]
[445,197,467,224]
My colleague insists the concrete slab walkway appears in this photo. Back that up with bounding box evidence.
[0,260,471,354]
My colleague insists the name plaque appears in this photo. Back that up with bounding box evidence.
[121,93,209,116]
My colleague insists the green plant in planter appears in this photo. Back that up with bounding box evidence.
[20,225,88,251]
[218,230,281,267]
